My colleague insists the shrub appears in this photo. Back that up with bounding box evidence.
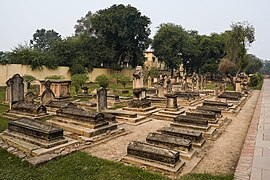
[45,75,65,80]
[148,67,159,78]
[111,73,122,84]
[95,74,110,88]
[118,76,130,88]
[22,75,36,89]
[250,73,263,89]
[71,73,88,94]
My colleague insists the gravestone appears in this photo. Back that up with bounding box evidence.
[147,76,152,88]
[235,80,241,92]
[25,92,36,103]
[41,80,55,105]
[166,78,172,94]
[97,87,107,112]
[40,80,71,99]
[174,115,208,127]
[6,74,25,109]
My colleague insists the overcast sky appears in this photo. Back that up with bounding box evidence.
[1,0,269,60]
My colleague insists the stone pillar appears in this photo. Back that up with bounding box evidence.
[97,87,107,112]
[165,94,178,110]
[23,79,28,96]
[235,81,241,92]
[157,85,165,98]
[166,78,172,94]
[196,75,199,90]
[200,75,203,90]
[215,84,218,101]
[133,66,144,89]
[148,76,152,88]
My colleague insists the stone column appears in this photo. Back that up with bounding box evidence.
[165,94,178,110]
[97,87,107,112]
[148,76,152,88]
[215,84,218,101]
[235,81,241,92]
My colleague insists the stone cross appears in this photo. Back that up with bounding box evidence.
[97,87,107,112]
[41,80,55,105]
[6,74,25,109]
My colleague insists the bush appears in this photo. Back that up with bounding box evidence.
[250,73,263,89]
[45,75,65,80]
[148,67,159,78]
[22,75,36,89]
[118,76,130,88]
[111,73,122,84]
[95,74,110,88]
[71,73,88,94]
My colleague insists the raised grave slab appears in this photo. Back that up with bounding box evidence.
[174,115,208,127]
[158,126,205,147]
[203,100,231,108]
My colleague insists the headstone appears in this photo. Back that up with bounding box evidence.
[147,76,152,88]
[157,85,165,98]
[133,66,144,89]
[6,74,25,109]
[235,80,241,92]
[41,80,55,105]
[97,87,107,112]
[166,78,172,93]
[25,92,36,103]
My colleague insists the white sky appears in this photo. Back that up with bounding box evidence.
[1,0,269,60]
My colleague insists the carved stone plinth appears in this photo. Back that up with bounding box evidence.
[146,133,192,151]
[127,141,180,165]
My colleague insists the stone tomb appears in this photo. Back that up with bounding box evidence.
[202,100,232,109]
[40,79,71,99]
[146,132,196,160]
[218,91,242,100]
[47,104,123,140]
[0,118,77,157]
[171,115,216,138]
[45,100,75,113]
[122,141,185,174]
[158,126,205,148]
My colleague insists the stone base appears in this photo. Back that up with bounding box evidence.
[121,155,185,175]
[179,148,197,160]
[0,132,78,156]
[192,138,206,148]
[152,108,185,121]
[46,118,118,138]
[2,110,51,120]
[122,106,161,117]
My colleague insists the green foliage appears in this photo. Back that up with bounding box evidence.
[95,74,110,88]
[118,76,130,88]
[148,67,159,78]
[245,54,263,74]
[225,21,255,74]
[250,73,263,89]
[44,75,65,80]
[22,75,36,89]
[111,73,122,84]
[88,4,151,68]
[71,73,88,94]
[152,23,188,75]
[218,58,237,75]
[0,51,11,64]
[260,60,270,75]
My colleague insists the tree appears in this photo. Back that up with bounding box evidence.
[218,58,237,82]
[95,74,110,88]
[152,23,189,76]
[0,51,11,64]
[245,54,263,74]
[118,76,130,88]
[260,60,270,75]
[76,4,151,69]
[225,21,255,75]
[22,75,36,89]
[71,73,88,94]
[30,29,62,50]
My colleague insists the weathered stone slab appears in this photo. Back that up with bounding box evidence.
[128,99,151,108]
[174,115,208,126]
[11,101,47,114]
[218,91,241,100]
[56,104,108,126]
[103,110,137,118]
[186,109,216,119]
[203,100,230,108]
[8,118,64,141]
[46,100,75,109]
[146,132,192,151]
[159,126,203,143]
[127,141,180,164]
[196,106,222,115]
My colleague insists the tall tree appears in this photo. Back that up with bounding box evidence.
[152,23,189,76]
[225,21,255,75]
[75,4,151,69]
[30,29,62,50]
[245,54,263,74]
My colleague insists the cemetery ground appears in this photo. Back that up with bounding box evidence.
[0,82,254,180]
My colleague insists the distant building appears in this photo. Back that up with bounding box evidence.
[144,51,166,70]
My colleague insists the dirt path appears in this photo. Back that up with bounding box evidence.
[83,120,170,161]
[192,90,260,174]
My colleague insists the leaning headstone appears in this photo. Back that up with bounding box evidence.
[6,74,25,109]
[41,80,55,105]
[97,87,107,112]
